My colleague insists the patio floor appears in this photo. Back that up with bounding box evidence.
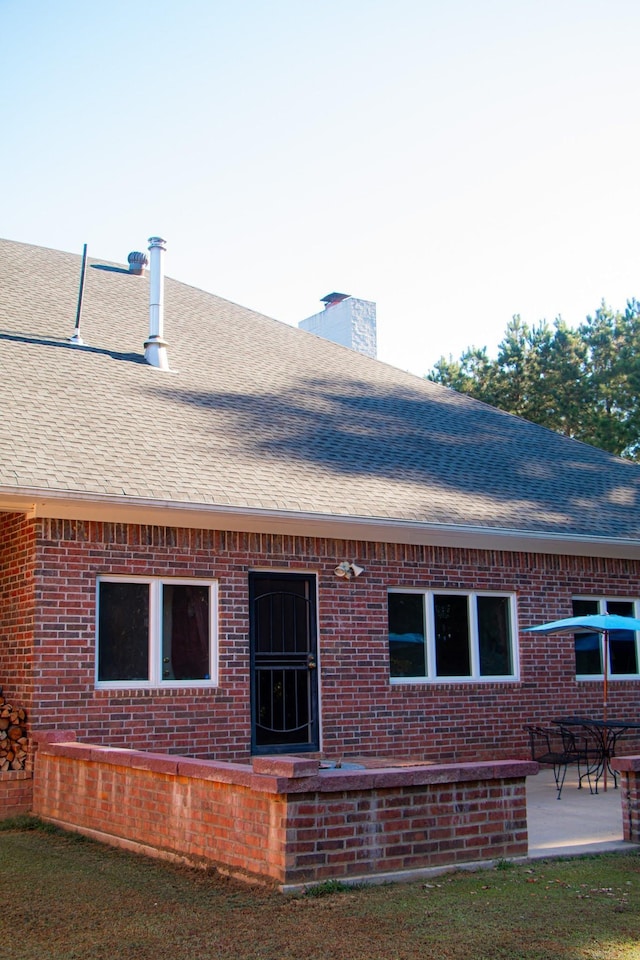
[527,767,634,858]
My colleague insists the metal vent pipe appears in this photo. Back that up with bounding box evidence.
[144,236,169,370]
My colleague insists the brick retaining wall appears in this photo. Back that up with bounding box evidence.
[33,732,536,889]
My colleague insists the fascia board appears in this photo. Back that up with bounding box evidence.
[1,489,639,560]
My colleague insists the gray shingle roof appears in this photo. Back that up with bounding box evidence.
[2,237,640,548]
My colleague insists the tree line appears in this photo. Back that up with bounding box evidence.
[427,301,640,461]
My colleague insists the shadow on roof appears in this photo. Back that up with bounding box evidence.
[90,264,133,276]
[154,374,640,536]
[0,331,146,364]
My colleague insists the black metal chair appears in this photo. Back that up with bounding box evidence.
[563,720,609,794]
[524,724,595,799]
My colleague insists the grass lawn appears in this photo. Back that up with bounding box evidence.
[1,819,639,960]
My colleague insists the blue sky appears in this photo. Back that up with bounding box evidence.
[2,0,640,375]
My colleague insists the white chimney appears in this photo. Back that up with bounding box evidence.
[144,236,169,370]
[298,293,377,359]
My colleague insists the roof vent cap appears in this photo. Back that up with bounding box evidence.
[127,251,148,275]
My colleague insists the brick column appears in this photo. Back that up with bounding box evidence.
[611,756,640,843]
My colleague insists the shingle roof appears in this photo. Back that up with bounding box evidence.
[2,237,640,549]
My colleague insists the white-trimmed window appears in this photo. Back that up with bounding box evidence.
[97,577,218,688]
[573,597,640,678]
[388,589,518,682]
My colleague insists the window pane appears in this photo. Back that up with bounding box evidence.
[606,600,638,674]
[573,599,599,616]
[98,582,149,681]
[162,584,210,681]
[572,598,601,674]
[388,593,426,677]
[477,596,512,676]
[434,594,470,676]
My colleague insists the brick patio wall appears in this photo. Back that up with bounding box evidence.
[612,756,640,844]
[32,734,536,889]
[3,514,640,764]
[0,770,33,818]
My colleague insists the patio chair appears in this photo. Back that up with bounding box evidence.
[524,724,594,799]
[566,721,608,794]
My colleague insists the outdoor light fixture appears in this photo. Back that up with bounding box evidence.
[334,561,365,579]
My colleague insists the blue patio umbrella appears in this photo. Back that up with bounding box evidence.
[524,614,640,721]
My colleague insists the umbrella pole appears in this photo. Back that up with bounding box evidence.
[603,631,609,724]
[603,630,609,791]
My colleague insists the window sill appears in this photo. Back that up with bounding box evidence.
[94,683,220,695]
[576,674,640,682]
[389,676,519,685]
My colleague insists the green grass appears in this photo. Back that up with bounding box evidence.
[1,818,639,959]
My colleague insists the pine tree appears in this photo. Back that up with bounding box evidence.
[427,302,640,460]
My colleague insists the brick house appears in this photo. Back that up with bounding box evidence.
[2,235,640,770]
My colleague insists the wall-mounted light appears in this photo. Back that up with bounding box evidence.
[334,561,365,580]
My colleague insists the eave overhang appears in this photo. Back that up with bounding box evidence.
[1,489,639,560]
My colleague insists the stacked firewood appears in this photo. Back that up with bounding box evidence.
[0,691,28,772]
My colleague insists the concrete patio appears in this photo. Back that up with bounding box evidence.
[527,767,634,858]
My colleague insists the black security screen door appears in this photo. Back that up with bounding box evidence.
[249,573,319,754]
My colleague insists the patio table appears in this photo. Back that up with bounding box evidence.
[552,716,640,793]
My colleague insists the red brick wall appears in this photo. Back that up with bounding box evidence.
[0,771,32,818]
[33,743,285,882]
[0,513,36,711]
[33,740,534,887]
[283,777,529,884]
[5,517,640,763]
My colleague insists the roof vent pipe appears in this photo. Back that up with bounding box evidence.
[144,236,169,370]
[69,242,88,346]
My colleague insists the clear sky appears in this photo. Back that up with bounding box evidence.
[2,0,639,375]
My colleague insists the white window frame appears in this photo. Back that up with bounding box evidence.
[388,588,519,684]
[96,575,219,689]
[573,595,640,681]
